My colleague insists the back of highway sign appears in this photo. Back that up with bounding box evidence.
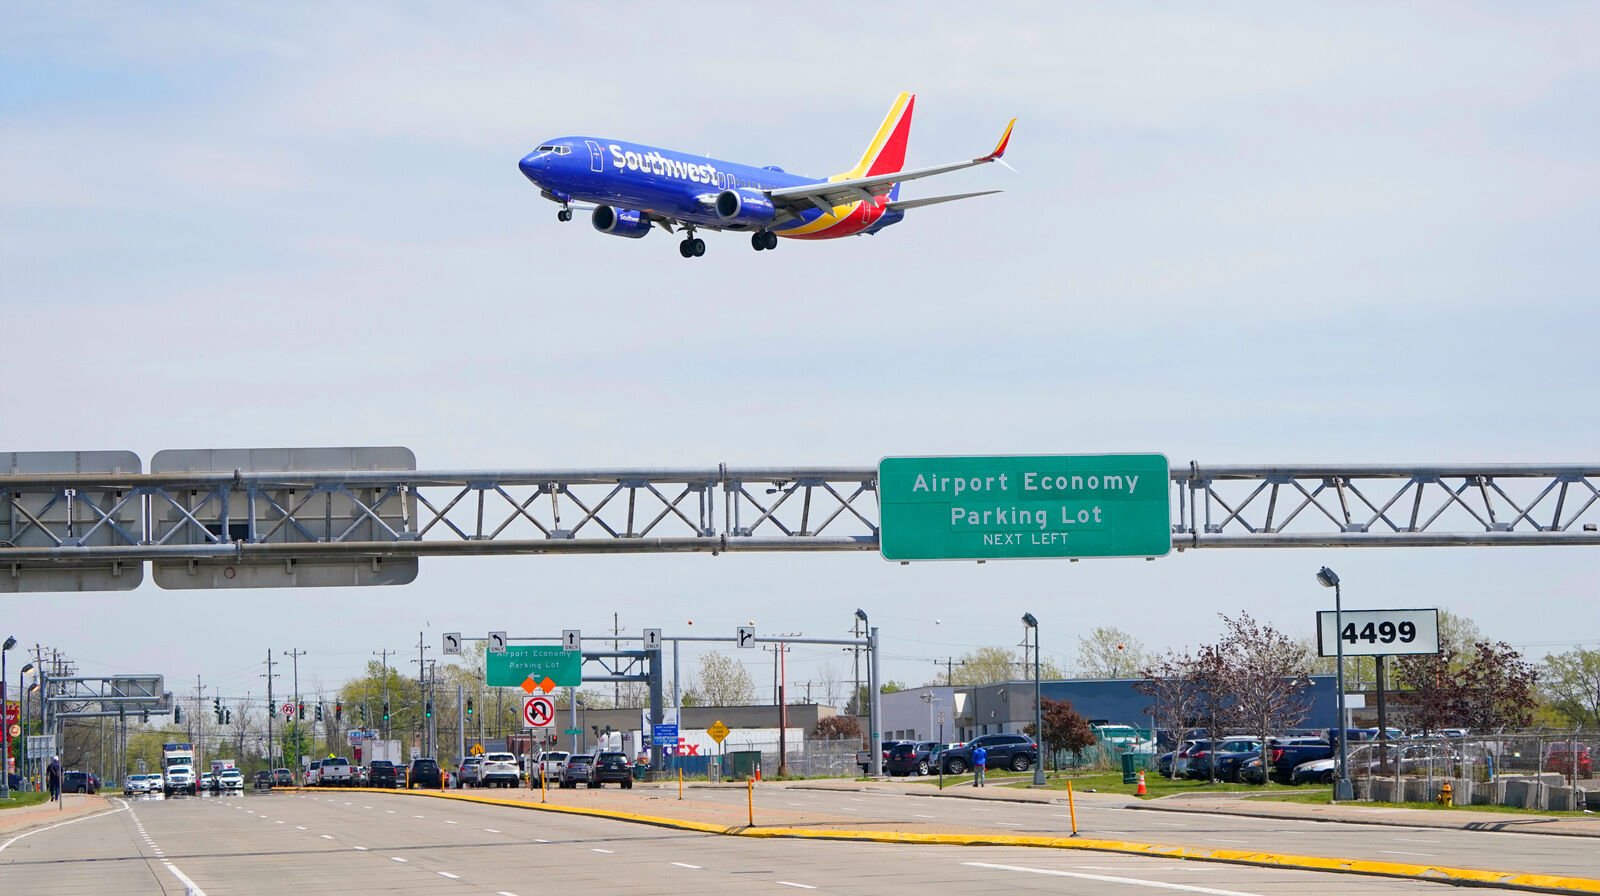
[878,454,1171,561]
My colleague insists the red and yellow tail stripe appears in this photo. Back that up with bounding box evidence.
[781,93,914,240]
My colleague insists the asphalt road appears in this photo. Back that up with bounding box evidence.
[0,789,1462,896]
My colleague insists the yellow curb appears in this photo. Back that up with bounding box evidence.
[283,788,1600,894]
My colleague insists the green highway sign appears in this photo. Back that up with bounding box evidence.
[563,727,581,735]
[878,454,1171,561]
[486,645,581,687]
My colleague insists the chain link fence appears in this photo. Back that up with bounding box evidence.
[1349,730,1596,811]
[760,738,863,778]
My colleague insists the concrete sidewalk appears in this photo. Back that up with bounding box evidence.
[0,794,113,838]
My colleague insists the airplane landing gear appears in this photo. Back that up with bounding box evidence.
[751,231,777,251]
[557,207,573,222]
[678,237,706,258]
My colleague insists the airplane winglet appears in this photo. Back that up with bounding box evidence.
[983,118,1017,161]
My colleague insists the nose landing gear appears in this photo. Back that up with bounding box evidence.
[750,231,778,251]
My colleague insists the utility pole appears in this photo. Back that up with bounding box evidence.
[937,657,969,687]
[411,632,431,755]
[612,612,624,706]
[192,675,207,750]
[765,634,800,778]
[283,649,306,782]
[262,652,279,772]
[852,617,862,716]
[373,648,395,739]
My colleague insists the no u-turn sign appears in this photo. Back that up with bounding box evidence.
[523,695,555,728]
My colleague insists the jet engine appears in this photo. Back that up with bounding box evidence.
[591,205,653,238]
[714,189,776,227]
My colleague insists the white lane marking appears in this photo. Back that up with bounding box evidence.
[591,848,615,854]
[964,862,1265,895]
[841,807,859,812]
[1204,838,1247,844]
[1395,838,1439,844]
[276,820,285,824]
[534,838,549,843]
[671,862,702,869]
[413,815,425,818]
[1155,822,1187,826]
[913,814,937,818]
[997,822,1023,827]
[446,820,458,824]
[354,846,369,851]
[776,883,817,890]
[485,828,502,833]
[296,825,307,830]
[438,871,460,879]
[163,861,209,895]
[321,834,335,840]
[0,798,131,853]
[499,892,521,896]
[390,856,408,862]
[364,806,373,809]
[1381,850,1434,857]
[386,809,396,813]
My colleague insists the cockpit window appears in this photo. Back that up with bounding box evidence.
[537,144,557,153]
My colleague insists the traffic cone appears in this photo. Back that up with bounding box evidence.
[755,767,762,782]
[1136,770,1146,796]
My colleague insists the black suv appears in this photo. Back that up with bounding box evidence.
[885,741,942,777]
[939,734,1039,774]
[367,760,401,789]
[407,757,443,789]
[589,751,634,789]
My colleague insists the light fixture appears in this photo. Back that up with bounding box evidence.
[1316,566,1340,588]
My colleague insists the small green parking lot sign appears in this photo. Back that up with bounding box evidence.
[878,454,1171,561]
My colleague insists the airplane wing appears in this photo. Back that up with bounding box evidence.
[766,118,1015,216]
[884,190,1001,211]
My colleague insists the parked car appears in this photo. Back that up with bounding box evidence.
[201,772,217,792]
[1170,739,1207,777]
[536,751,570,786]
[217,768,245,791]
[367,760,402,789]
[1184,736,1260,781]
[407,757,443,789]
[253,770,274,790]
[63,771,99,794]
[473,752,521,788]
[272,767,294,786]
[455,756,484,788]
[1543,744,1593,778]
[589,751,633,788]
[560,754,594,788]
[856,740,910,774]
[305,760,323,786]
[885,741,943,776]
[1238,738,1333,784]
[319,757,354,787]
[938,733,1039,774]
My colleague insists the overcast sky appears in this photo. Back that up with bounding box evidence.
[3,4,1596,713]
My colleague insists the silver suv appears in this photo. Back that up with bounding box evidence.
[476,752,521,788]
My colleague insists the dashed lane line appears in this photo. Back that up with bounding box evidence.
[672,862,702,869]
[965,861,1263,895]
[438,871,461,879]
[776,883,817,890]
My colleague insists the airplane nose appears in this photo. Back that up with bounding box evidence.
[519,153,545,183]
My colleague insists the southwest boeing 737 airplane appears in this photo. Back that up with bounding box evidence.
[518,93,1013,258]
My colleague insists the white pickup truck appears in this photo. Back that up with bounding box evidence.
[535,751,569,786]
[318,756,354,787]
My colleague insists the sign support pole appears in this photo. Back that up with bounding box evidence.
[456,685,464,770]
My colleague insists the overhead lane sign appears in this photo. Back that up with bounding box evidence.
[487,646,581,688]
[878,454,1171,561]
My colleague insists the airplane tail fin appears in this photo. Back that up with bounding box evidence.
[836,92,915,181]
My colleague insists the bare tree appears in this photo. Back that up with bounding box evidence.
[1078,626,1147,678]
[817,660,844,709]
[696,652,757,705]
[1135,649,1205,778]
[1213,613,1313,783]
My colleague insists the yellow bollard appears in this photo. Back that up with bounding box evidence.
[540,766,547,804]
[678,768,684,801]
[1066,780,1079,837]
[747,776,754,827]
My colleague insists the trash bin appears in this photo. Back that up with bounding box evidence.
[727,750,763,781]
[632,764,647,781]
[1121,752,1141,784]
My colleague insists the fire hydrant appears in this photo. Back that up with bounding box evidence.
[1437,781,1453,805]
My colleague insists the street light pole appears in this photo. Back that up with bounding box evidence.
[1021,615,1044,786]
[2,635,14,798]
[1317,566,1354,801]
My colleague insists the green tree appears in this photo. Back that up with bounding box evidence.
[1076,627,1147,678]
[1541,647,1600,728]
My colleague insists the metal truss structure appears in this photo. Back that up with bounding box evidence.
[2,463,1596,591]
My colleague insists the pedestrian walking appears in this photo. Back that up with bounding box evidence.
[47,755,62,801]
[972,745,987,787]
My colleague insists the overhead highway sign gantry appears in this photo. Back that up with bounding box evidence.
[2,453,1596,590]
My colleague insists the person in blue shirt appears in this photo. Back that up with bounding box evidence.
[972,745,988,787]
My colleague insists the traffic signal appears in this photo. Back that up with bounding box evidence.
[213,696,222,720]
[382,701,390,722]
[174,705,182,724]
[465,698,474,717]
[142,709,150,723]
[359,705,367,723]
[334,702,342,722]
[298,702,305,720]
[315,702,324,722]
[224,708,232,724]
[425,700,433,719]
